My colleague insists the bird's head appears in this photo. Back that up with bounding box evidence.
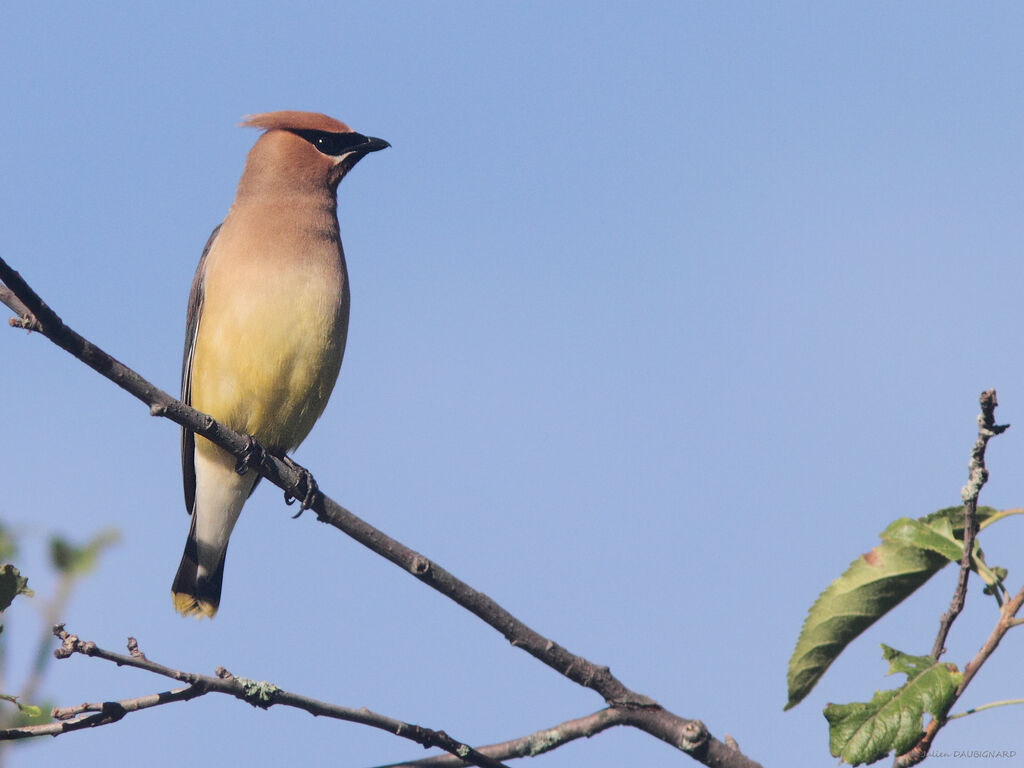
[238,111,389,192]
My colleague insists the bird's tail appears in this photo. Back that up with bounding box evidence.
[172,443,255,618]
[171,513,228,619]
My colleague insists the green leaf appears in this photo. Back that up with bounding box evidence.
[10,701,49,727]
[926,504,1002,534]
[1,694,41,717]
[883,505,1003,561]
[0,565,33,613]
[0,693,49,727]
[881,517,963,562]
[825,645,961,765]
[49,528,119,576]
[883,507,1007,594]
[786,540,947,709]
[786,506,999,709]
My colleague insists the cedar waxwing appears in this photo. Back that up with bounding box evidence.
[172,111,388,618]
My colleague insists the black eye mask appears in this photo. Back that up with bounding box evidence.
[287,129,376,157]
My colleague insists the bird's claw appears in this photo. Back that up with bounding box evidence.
[235,435,266,475]
[282,456,319,517]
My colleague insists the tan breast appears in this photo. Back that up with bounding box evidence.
[189,198,350,453]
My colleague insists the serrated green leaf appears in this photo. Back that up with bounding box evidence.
[884,506,1003,562]
[882,517,963,562]
[884,507,1007,596]
[786,506,1001,709]
[48,528,119,576]
[922,505,1002,533]
[824,645,961,765]
[786,540,947,709]
[0,565,33,612]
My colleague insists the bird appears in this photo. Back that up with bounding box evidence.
[171,111,388,618]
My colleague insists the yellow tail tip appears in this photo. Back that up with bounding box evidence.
[172,591,218,619]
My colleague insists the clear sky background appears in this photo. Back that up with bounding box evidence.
[2,3,1024,767]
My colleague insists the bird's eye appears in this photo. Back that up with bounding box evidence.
[289,129,370,157]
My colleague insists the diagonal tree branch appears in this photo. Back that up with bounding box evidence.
[0,257,762,768]
[0,627,510,768]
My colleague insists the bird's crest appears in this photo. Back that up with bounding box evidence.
[240,111,353,134]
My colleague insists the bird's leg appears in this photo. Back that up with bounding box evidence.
[281,455,319,517]
[235,435,266,475]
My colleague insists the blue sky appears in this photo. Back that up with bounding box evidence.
[2,3,1024,766]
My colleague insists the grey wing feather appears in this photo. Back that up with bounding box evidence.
[181,223,221,514]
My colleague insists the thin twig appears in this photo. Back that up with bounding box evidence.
[930,390,1008,660]
[895,391,1015,767]
[0,257,762,768]
[0,627,510,768]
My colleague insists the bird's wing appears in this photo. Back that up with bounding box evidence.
[181,223,221,514]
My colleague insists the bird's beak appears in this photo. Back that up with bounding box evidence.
[359,136,390,154]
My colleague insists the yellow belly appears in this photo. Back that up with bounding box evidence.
[190,240,348,454]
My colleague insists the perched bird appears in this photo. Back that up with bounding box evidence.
[172,111,388,618]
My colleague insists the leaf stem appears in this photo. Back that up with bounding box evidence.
[947,698,1024,720]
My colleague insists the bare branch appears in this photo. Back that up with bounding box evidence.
[371,708,630,767]
[931,389,1009,659]
[1,685,207,738]
[0,258,763,768]
[960,585,1024,690]
[0,626,511,768]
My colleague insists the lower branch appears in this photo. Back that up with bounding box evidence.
[373,708,631,767]
[0,685,206,738]
[0,627,511,768]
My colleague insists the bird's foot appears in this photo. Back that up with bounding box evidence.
[235,435,266,475]
[282,456,319,517]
